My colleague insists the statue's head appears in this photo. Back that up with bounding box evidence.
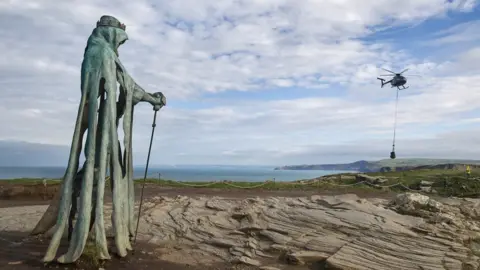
[94,15,128,55]
[96,15,126,31]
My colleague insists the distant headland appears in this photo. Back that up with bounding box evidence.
[274,158,480,173]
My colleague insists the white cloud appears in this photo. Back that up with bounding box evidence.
[428,20,480,45]
[0,0,479,165]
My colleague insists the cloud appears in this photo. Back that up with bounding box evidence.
[0,0,479,166]
[428,20,480,45]
[5,125,480,166]
[0,141,69,167]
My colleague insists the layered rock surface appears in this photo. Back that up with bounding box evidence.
[2,193,480,269]
[136,193,480,269]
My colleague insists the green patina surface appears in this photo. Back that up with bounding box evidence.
[31,15,166,264]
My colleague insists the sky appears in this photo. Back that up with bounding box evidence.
[1,0,480,166]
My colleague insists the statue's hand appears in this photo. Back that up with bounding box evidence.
[152,92,166,111]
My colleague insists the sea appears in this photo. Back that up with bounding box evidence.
[0,165,348,182]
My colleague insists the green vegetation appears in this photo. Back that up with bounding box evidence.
[0,178,61,184]
[0,177,376,191]
[43,240,104,269]
[368,166,479,180]
[2,167,480,197]
[375,158,480,167]
[79,240,104,269]
[322,167,480,197]
[377,167,480,196]
[140,178,296,188]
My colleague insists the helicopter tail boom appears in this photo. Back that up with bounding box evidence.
[377,77,390,88]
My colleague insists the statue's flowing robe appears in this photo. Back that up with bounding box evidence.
[40,26,145,263]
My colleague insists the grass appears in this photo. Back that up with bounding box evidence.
[325,168,480,197]
[42,240,104,269]
[2,167,480,197]
[375,158,480,167]
[80,240,103,268]
[0,178,61,185]
[0,177,318,190]
[369,167,480,184]
[138,178,309,189]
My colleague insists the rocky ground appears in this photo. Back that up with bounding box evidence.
[134,192,480,270]
[1,184,480,269]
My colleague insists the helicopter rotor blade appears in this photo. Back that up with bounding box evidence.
[381,68,396,74]
[399,68,409,74]
[379,74,395,77]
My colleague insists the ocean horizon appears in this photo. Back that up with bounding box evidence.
[0,165,350,182]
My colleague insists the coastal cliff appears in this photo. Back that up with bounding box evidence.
[274,158,480,173]
[275,160,378,172]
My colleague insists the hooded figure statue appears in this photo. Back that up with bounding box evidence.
[34,15,166,263]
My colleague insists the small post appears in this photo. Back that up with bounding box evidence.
[43,178,47,200]
[444,176,449,196]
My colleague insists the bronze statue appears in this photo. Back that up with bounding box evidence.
[32,15,166,263]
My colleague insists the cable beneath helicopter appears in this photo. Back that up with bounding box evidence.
[377,67,418,159]
[390,88,400,159]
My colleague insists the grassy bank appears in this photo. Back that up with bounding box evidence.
[0,177,382,195]
[0,178,62,184]
[1,167,480,197]
[0,177,356,190]
[319,167,480,197]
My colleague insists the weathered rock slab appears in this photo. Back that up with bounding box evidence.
[3,192,480,269]
[135,193,480,269]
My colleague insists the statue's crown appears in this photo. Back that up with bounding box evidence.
[96,15,126,31]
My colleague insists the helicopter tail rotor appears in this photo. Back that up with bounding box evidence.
[377,77,386,88]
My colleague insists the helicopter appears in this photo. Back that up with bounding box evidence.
[377,68,411,90]
[376,67,421,160]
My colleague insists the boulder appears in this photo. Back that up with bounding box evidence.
[390,192,443,215]
[420,180,434,186]
[355,174,388,185]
